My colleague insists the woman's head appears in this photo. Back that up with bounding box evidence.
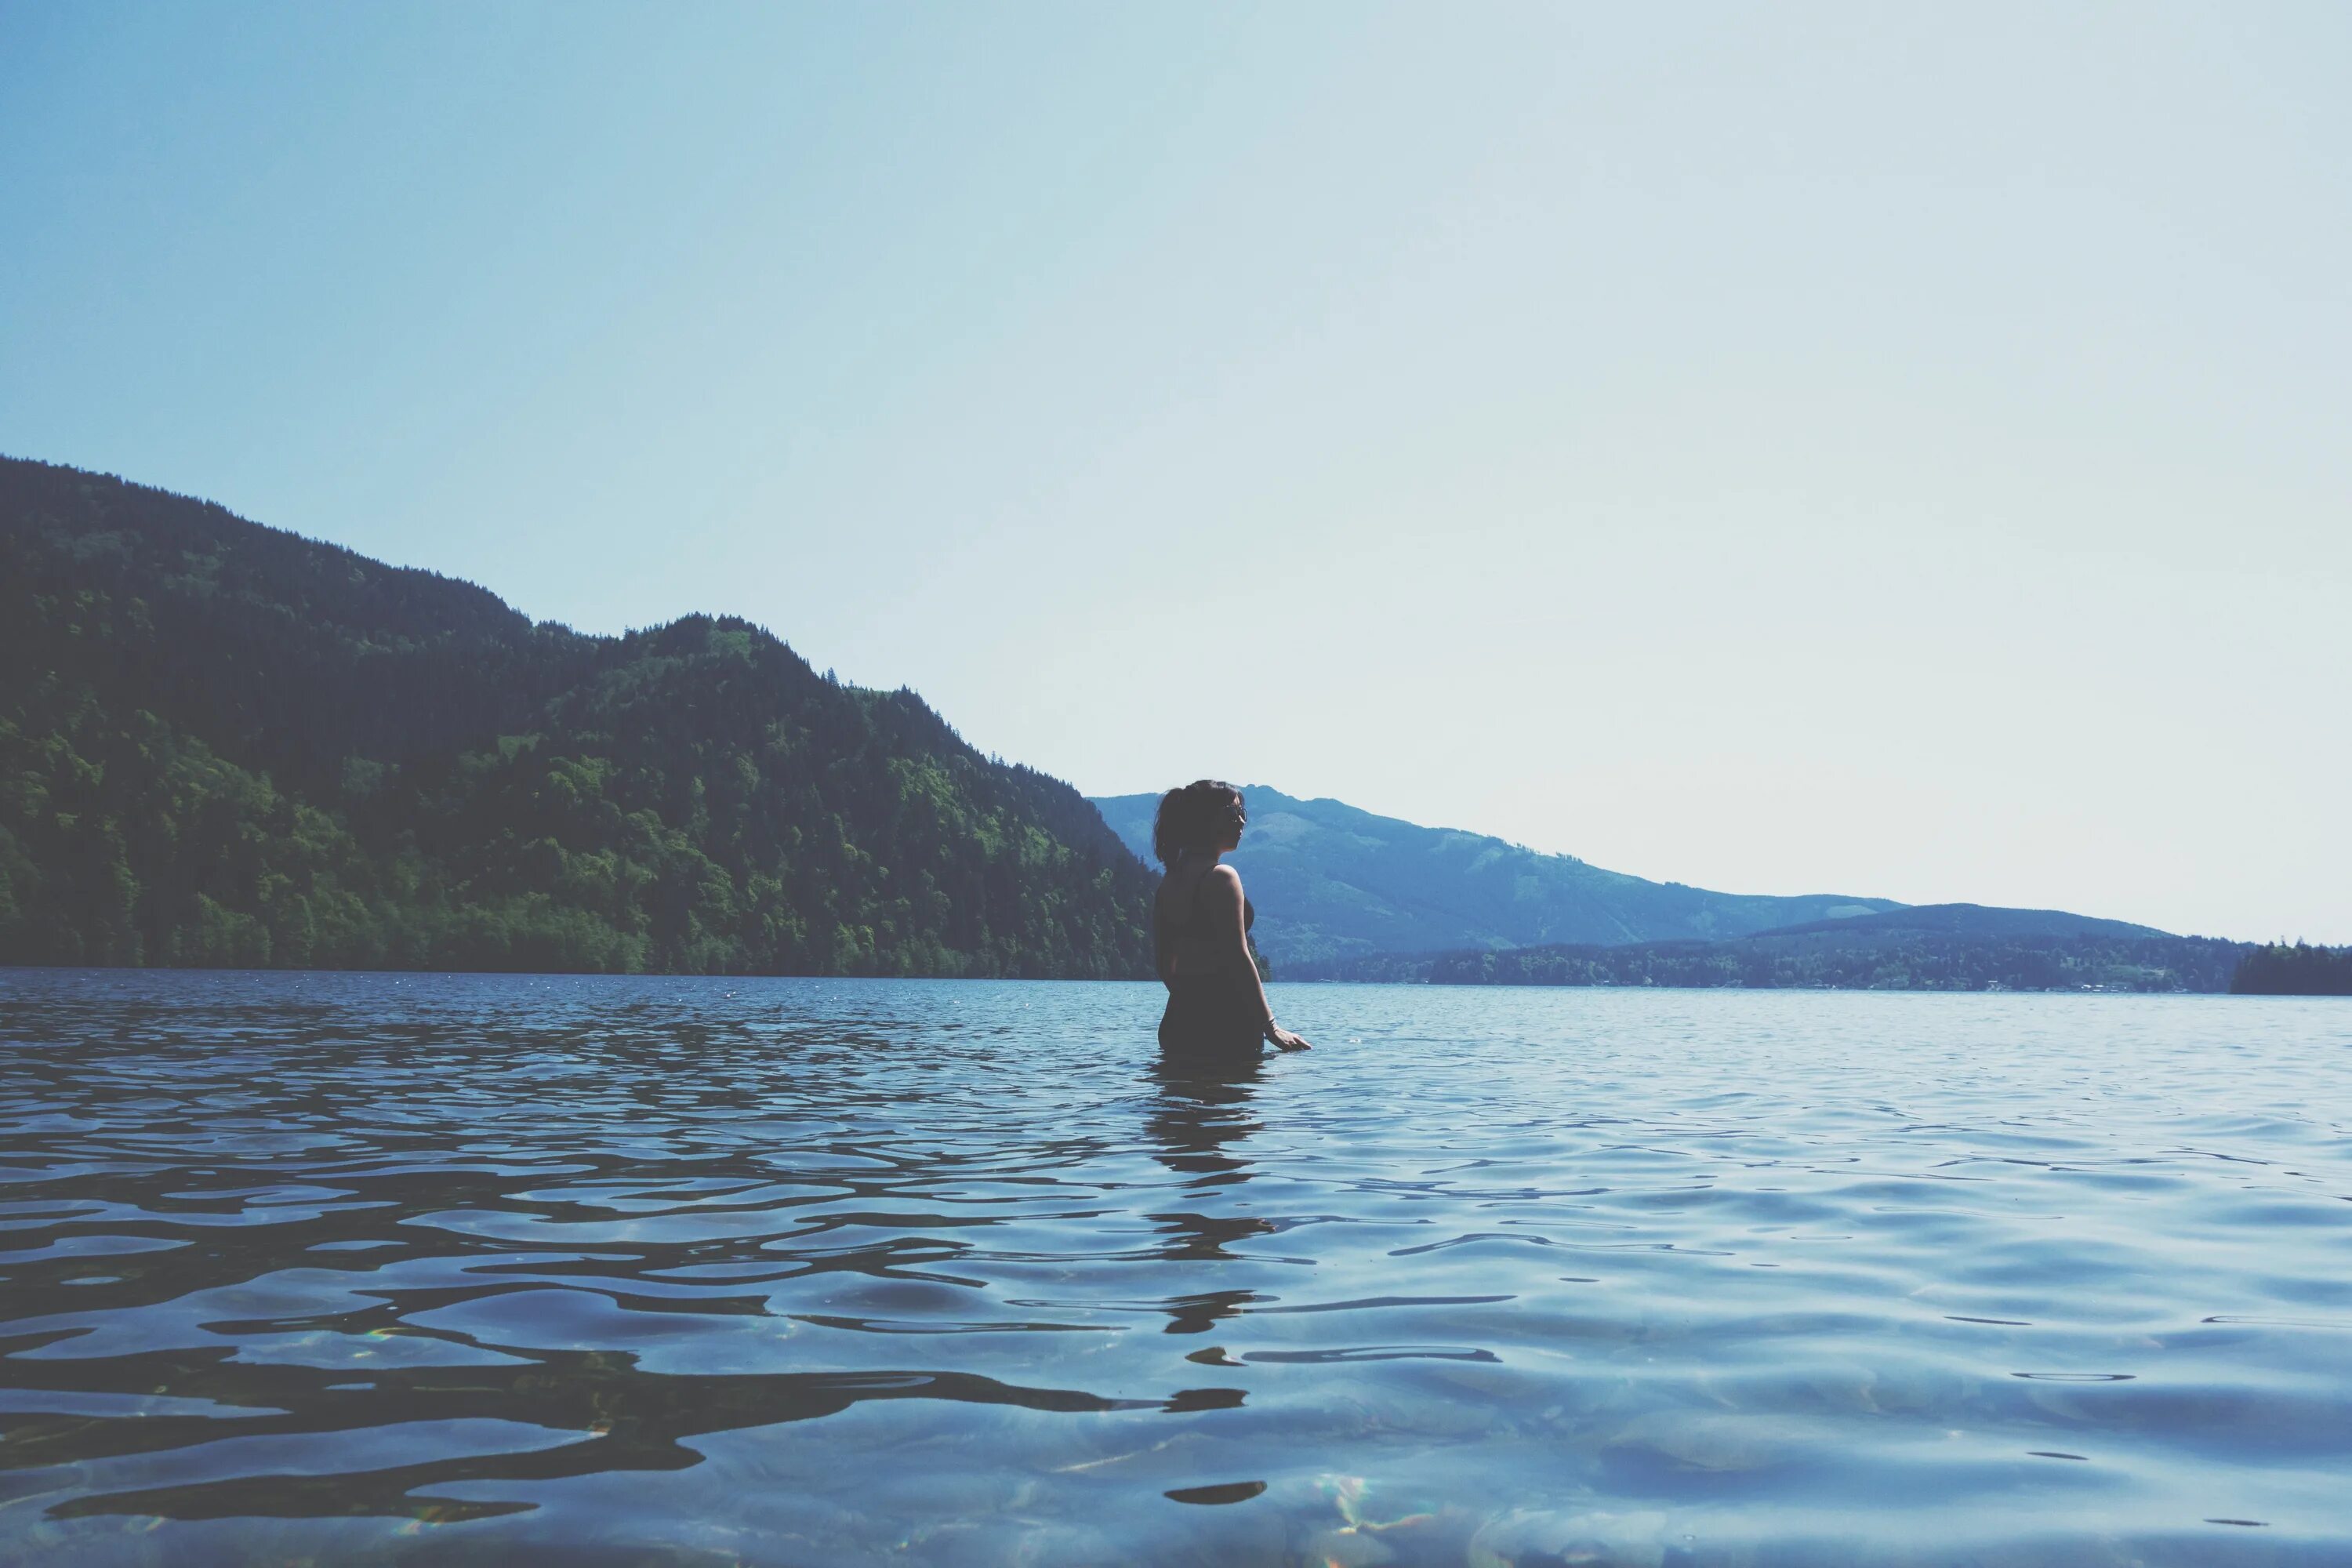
[1152,779,1246,865]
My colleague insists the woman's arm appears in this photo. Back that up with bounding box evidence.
[1200,866,1310,1050]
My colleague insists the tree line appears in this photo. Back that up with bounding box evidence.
[2230,943,2352,996]
[1286,932,2274,993]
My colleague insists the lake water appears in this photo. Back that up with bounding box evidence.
[1,971,2347,1566]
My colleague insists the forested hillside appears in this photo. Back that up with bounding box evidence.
[0,457,1153,975]
[1091,786,1904,966]
[1289,905,2247,993]
[2230,943,2352,996]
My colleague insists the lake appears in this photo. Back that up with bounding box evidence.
[1,971,2347,1566]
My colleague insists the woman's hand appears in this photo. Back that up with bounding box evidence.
[1266,1023,1312,1051]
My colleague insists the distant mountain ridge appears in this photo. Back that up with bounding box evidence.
[1089,786,1907,967]
[1289,904,2245,993]
[1751,903,2167,942]
[2,456,1152,975]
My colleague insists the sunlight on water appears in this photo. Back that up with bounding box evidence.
[2,971,2347,1565]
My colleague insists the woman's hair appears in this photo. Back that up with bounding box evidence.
[1152,779,1244,866]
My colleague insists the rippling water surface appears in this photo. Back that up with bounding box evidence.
[2,971,2347,1566]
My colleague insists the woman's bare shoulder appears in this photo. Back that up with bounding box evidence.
[1200,863,1245,900]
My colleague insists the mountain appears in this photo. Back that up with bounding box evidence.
[1290,902,2241,993]
[1088,786,1904,967]
[1745,903,2167,942]
[0,456,1153,975]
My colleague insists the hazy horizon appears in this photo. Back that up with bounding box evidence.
[5,4,2347,941]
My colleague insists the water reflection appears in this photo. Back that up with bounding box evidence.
[1145,1054,1265,1185]
[1146,1058,1276,1279]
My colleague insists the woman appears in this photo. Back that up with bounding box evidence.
[1152,780,1311,1062]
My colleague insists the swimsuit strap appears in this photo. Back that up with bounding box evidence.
[1186,866,1253,935]
[1188,867,1218,931]
[1167,856,1253,938]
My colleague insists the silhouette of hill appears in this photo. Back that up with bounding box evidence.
[1090,785,1903,967]
[1,456,1152,975]
[1290,904,2244,993]
[1748,903,2168,942]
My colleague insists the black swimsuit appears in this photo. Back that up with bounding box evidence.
[1156,869,1264,1065]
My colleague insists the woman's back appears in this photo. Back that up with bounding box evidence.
[1156,857,1253,976]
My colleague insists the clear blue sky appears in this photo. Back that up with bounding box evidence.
[5,3,2347,941]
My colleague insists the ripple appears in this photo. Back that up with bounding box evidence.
[4,971,2350,1564]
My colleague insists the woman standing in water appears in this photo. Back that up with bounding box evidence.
[1153,781,1311,1062]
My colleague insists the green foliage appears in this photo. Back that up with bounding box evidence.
[1,457,1154,976]
[2230,942,2352,996]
